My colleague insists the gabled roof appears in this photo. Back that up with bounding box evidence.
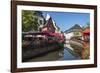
[42,17,53,28]
[64,24,82,33]
[41,14,61,33]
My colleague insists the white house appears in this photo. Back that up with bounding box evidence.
[64,32,74,40]
[64,24,82,43]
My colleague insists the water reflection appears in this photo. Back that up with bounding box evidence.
[59,48,80,60]
[29,47,80,62]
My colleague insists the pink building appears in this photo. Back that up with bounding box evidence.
[41,17,55,33]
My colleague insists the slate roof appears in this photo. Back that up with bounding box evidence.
[64,24,82,33]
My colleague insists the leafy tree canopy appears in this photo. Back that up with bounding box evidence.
[22,10,43,32]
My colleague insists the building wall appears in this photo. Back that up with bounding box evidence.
[47,18,55,33]
[64,32,74,40]
[74,31,82,37]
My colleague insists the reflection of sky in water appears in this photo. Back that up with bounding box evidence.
[60,48,80,60]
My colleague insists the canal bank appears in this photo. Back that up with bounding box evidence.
[22,43,64,62]
[28,47,80,62]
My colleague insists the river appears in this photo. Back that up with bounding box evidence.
[29,47,80,62]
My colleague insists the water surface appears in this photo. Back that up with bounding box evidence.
[29,47,80,62]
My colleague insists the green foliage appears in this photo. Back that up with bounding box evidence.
[22,10,40,32]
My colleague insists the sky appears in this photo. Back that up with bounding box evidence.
[42,11,90,32]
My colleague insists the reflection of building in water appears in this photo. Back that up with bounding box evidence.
[29,48,64,62]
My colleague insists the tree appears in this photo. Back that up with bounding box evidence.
[22,10,43,32]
